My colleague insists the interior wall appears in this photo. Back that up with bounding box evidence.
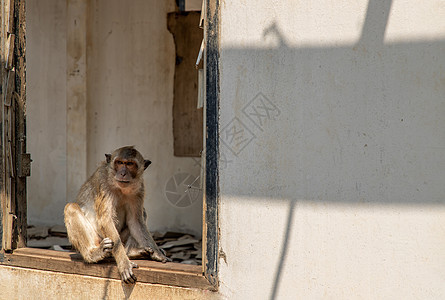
[87,0,202,236]
[26,0,203,237]
[218,0,445,299]
[27,0,67,226]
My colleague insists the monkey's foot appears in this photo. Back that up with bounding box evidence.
[143,246,154,255]
[151,249,172,263]
[83,238,115,262]
[100,237,114,254]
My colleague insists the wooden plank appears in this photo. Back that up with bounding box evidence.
[2,0,9,37]
[2,111,14,250]
[199,0,205,28]
[13,0,27,248]
[13,248,203,273]
[13,0,25,104]
[204,0,220,288]
[0,0,7,251]
[2,193,14,251]
[7,0,14,33]
[8,89,16,249]
[168,12,203,157]
[4,69,14,106]
[0,248,214,290]
[5,33,14,70]
[1,0,27,251]
[2,96,14,251]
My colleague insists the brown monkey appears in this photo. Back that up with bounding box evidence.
[64,146,170,284]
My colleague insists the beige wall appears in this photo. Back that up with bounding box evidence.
[27,0,203,237]
[218,0,445,299]
[27,0,67,225]
[0,266,218,300]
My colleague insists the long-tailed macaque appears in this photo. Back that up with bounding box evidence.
[64,146,170,283]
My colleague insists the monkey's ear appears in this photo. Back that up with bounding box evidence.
[144,160,151,170]
[105,154,112,164]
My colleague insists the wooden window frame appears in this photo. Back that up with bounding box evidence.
[0,0,220,291]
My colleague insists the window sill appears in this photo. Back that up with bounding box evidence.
[0,248,215,291]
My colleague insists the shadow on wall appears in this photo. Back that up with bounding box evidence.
[220,1,445,206]
[217,1,445,299]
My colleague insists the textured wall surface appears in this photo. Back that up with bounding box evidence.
[218,0,445,299]
[27,0,68,226]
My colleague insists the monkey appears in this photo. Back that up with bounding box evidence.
[64,146,170,284]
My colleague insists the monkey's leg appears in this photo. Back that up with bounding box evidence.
[125,208,171,262]
[64,203,114,263]
[120,227,151,259]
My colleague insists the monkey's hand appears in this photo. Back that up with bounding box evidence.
[144,246,171,263]
[118,259,137,284]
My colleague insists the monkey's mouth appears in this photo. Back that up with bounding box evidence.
[117,180,130,184]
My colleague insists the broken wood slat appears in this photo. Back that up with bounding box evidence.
[199,0,205,28]
[2,201,14,251]
[7,0,15,34]
[5,33,15,70]
[168,12,204,157]
[1,248,214,290]
[2,100,14,250]
[27,237,71,248]
[4,69,15,106]
[197,69,204,108]
[2,141,14,251]
[3,84,17,250]
[49,225,67,236]
[160,237,199,249]
[8,142,14,178]
[27,226,49,239]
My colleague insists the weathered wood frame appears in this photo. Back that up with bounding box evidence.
[0,0,220,290]
[0,0,27,252]
[203,0,220,288]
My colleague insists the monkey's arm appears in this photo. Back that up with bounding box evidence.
[126,203,170,263]
[96,195,138,283]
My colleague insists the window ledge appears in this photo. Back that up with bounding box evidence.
[0,248,215,291]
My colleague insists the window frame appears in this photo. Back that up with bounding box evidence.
[0,0,220,291]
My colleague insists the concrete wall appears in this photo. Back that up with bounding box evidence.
[218,0,445,299]
[27,0,67,225]
[27,0,203,236]
[0,266,218,300]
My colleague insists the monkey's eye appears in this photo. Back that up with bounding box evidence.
[126,162,135,167]
[116,160,123,165]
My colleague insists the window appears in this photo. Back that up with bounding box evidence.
[0,0,219,290]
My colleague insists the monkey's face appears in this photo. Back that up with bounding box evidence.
[113,159,139,186]
[106,146,152,190]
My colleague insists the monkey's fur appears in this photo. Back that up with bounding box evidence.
[64,146,169,284]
